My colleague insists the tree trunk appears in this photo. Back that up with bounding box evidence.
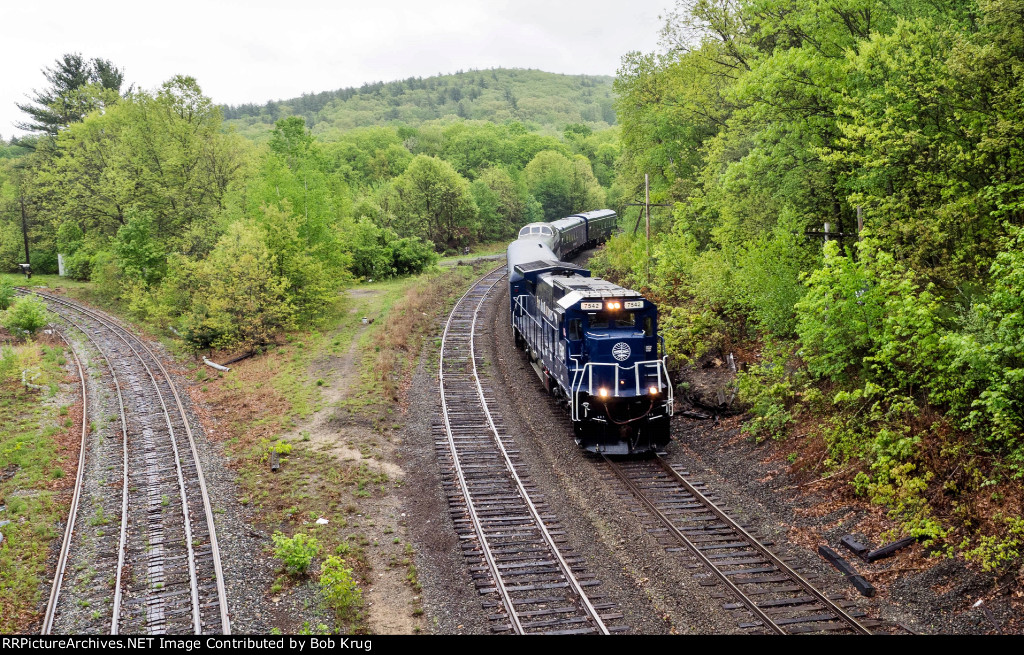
[20,196,30,266]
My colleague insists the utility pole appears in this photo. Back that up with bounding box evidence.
[625,175,672,284]
[645,173,651,284]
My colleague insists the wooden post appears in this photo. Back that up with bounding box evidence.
[857,206,864,241]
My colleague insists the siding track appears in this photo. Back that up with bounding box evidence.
[23,290,230,635]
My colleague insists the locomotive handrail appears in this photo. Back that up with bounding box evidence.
[568,358,673,421]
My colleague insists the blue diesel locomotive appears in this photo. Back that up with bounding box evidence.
[507,211,673,455]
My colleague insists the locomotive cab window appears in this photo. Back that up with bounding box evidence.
[613,312,636,329]
[643,316,653,336]
[568,319,583,341]
[588,312,635,330]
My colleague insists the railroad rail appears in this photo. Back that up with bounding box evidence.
[40,329,92,634]
[21,289,230,635]
[605,455,877,634]
[436,267,621,634]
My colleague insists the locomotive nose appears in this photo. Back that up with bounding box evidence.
[586,331,644,363]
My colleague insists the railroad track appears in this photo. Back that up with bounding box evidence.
[605,455,878,634]
[21,289,230,635]
[435,267,622,635]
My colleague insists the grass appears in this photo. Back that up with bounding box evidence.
[194,264,485,633]
[437,241,508,266]
[0,339,76,632]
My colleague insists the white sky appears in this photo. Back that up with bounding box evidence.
[1,0,670,138]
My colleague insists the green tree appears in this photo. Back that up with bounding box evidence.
[393,155,478,250]
[33,76,249,246]
[470,167,541,240]
[524,150,574,219]
[16,53,125,136]
[185,221,294,350]
[113,211,166,286]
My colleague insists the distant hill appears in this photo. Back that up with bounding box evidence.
[221,68,616,140]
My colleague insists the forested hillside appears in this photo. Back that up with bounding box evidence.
[0,60,617,352]
[595,0,1024,571]
[222,69,616,139]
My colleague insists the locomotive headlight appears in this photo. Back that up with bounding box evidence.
[649,386,659,396]
[598,388,609,398]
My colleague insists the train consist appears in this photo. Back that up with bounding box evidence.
[507,210,673,455]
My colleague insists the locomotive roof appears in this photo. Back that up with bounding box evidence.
[539,273,644,310]
[514,259,588,274]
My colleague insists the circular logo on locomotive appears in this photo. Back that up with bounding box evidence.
[612,342,631,362]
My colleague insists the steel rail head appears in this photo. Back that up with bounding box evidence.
[40,329,89,635]
[654,456,872,635]
[466,271,611,636]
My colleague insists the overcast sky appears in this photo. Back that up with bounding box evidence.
[2,0,671,138]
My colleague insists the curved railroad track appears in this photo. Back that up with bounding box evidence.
[40,328,93,634]
[605,455,878,634]
[21,289,230,635]
[436,266,621,635]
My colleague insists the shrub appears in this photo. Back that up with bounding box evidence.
[320,555,362,619]
[28,250,59,275]
[0,279,14,310]
[63,251,92,281]
[795,240,882,382]
[736,341,802,441]
[964,515,1024,573]
[272,531,320,576]
[2,295,54,337]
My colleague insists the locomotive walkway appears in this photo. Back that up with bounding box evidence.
[21,289,230,635]
[435,266,622,634]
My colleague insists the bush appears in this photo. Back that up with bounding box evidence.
[2,295,54,337]
[63,251,92,281]
[28,250,58,275]
[272,531,320,576]
[795,240,883,382]
[184,222,295,350]
[391,236,438,276]
[736,342,802,441]
[320,555,362,619]
[0,279,14,310]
